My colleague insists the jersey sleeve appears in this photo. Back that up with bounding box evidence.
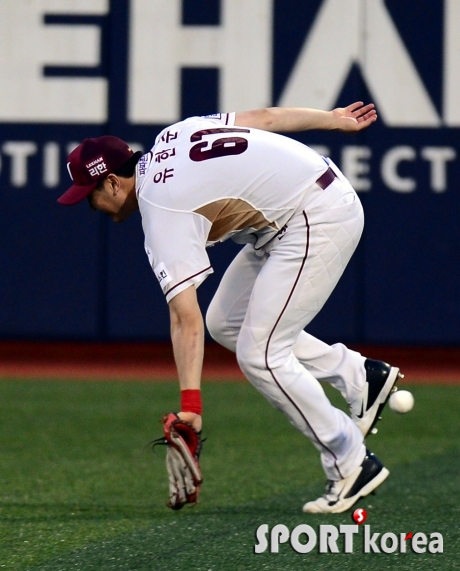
[202,112,236,126]
[140,200,214,303]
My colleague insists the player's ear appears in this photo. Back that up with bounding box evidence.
[106,173,120,195]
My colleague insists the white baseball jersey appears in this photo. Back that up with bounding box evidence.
[136,113,329,302]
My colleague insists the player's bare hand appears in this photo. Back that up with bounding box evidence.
[178,411,202,432]
[331,101,377,132]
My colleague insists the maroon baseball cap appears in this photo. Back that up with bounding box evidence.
[57,135,134,205]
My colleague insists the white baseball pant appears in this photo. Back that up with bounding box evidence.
[206,172,366,480]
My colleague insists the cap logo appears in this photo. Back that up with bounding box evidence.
[67,162,73,181]
[85,156,108,179]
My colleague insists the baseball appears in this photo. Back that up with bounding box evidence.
[389,390,414,414]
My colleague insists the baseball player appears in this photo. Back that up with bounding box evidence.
[58,102,402,513]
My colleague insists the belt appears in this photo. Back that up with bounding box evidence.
[315,167,337,190]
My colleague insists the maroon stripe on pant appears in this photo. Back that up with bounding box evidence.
[263,210,343,479]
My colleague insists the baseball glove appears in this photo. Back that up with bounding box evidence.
[153,412,203,510]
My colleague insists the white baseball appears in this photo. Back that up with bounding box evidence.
[389,390,414,414]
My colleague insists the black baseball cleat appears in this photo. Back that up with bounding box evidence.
[302,450,389,514]
[351,359,403,437]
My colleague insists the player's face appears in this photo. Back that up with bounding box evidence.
[88,175,137,223]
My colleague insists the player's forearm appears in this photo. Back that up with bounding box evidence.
[168,285,205,390]
[234,102,377,133]
[235,107,336,132]
[170,317,204,391]
[172,317,204,431]
[168,286,204,430]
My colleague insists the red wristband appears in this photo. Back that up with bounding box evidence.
[181,389,202,415]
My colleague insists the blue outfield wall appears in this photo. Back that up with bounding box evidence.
[0,0,459,344]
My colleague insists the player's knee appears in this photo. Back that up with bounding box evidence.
[236,334,266,377]
[205,303,237,352]
[205,303,221,340]
[236,351,263,380]
[237,332,295,379]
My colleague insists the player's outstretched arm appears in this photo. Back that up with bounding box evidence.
[154,286,204,510]
[168,285,204,432]
[234,101,377,133]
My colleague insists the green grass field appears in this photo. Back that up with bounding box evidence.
[0,378,459,570]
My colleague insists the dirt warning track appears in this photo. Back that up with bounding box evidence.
[0,341,458,384]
